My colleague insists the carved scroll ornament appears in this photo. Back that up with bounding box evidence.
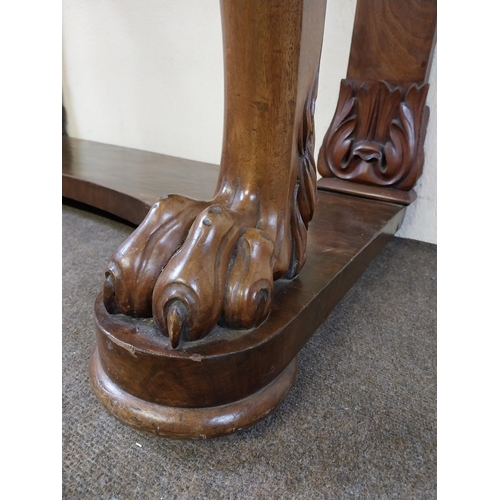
[318,79,430,191]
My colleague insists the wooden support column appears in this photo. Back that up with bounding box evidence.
[89,0,332,438]
[317,0,437,205]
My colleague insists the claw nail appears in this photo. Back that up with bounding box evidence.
[166,301,188,349]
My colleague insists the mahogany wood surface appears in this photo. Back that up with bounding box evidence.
[91,191,405,408]
[87,170,405,436]
[346,0,437,85]
[317,80,430,191]
[63,136,406,437]
[63,137,219,225]
[90,348,298,440]
[317,0,436,201]
[317,177,417,205]
[97,0,328,347]
[63,0,423,438]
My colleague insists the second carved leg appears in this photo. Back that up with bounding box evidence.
[103,0,327,348]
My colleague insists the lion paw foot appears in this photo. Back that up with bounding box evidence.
[103,198,279,348]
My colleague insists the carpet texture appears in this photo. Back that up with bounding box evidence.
[62,202,436,499]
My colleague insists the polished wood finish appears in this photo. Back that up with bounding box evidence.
[89,186,405,436]
[92,191,404,407]
[346,0,437,84]
[317,177,416,206]
[318,80,430,191]
[61,0,433,439]
[317,0,436,202]
[100,0,327,348]
[63,137,218,225]
[90,348,298,440]
[63,136,406,435]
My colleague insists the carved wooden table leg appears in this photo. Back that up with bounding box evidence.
[90,0,328,438]
[83,0,437,440]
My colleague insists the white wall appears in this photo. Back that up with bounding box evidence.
[63,0,437,244]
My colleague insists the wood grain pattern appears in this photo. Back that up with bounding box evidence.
[63,137,219,225]
[90,348,298,440]
[347,0,437,84]
[317,0,436,202]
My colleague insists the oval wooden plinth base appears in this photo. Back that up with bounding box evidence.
[89,346,298,439]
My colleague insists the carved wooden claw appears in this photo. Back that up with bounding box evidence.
[102,194,209,318]
[101,0,324,348]
[152,204,243,344]
[101,79,319,348]
[103,198,281,348]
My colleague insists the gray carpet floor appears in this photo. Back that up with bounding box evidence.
[62,202,436,499]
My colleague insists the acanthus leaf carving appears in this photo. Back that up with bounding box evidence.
[287,70,319,279]
[318,79,429,191]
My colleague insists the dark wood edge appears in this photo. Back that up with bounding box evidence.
[89,346,298,440]
[317,177,416,206]
[63,174,150,226]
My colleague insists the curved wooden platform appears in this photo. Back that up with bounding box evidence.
[63,137,220,225]
[63,136,407,438]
